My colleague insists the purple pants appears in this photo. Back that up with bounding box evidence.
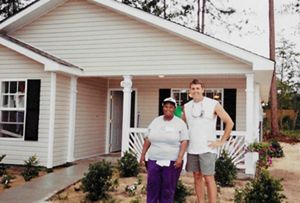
[146,159,182,203]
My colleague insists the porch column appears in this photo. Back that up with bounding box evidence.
[245,73,256,175]
[254,84,260,142]
[245,73,255,144]
[120,75,132,156]
[47,72,56,169]
[67,76,78,162]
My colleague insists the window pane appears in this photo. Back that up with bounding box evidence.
[18,82,26,94]
[0,123,23,138]
[9,81,17,93]
[9,95,16,108]
[2,82,9,93]
[1,111,9,122]
[16,95,25,108]
[8,111,17,122]
[2,95,8,107]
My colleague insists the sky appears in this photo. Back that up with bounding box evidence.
[203,0,300,58]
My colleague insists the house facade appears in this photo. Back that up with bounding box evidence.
[0,0,273,174]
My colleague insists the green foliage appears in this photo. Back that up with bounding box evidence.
[82,160,114,201]
[21,155,41,181]
[0,174,15,189]
[269,140,284,158]
[174,179,191,203]
[247,142,273,170]
[0,0,32,18]
[215,150,237,187]
[282,116,293,130]
[118,151,140,177]
[234,170,286,203]
[0,154,7,176]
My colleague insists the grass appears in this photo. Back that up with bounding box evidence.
[281,130,300,138]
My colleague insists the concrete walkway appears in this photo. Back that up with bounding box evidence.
[0,154,120,203]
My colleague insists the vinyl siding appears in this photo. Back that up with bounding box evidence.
[53,74,70,166]
[109,77,246,130]
[0,45,50,166]
[74,77,107,159]
[12,0,251,75]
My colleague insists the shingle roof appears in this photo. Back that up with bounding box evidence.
[0,34,83,71]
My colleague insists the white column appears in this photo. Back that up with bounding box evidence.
[47,72,56,169]
[254,84,260,142]
[67,76,78,162]
[120,75,132,156]
[245,73,255,175]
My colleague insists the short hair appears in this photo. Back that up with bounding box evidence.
[189,79,204,88]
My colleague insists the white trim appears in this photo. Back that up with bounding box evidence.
[0,0,67,33]
[47,72,56,168]
[67,76,77,162]
[90,0,274,70]
[0,36,82,76]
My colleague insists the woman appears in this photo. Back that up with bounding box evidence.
[140,97,189,203]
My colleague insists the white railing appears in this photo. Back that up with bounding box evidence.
[128,128,247,169]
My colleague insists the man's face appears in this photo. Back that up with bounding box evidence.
[190,84,204,100]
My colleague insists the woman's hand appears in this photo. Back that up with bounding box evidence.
[174,158,183,169]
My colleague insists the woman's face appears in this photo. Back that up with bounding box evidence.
[163,103,175,118]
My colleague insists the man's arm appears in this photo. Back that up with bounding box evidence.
[208,103,234,148]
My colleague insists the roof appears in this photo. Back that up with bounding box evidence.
[0,34,83,75]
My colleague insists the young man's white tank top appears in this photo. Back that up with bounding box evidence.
[184,97,218,154]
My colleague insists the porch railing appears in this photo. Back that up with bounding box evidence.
[129,128,247,169]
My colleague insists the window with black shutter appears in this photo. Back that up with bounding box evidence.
[158,89,171,115]
[223,89,236,130]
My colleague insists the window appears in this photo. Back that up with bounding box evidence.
[0,81,26,138]
[171,88,224,130]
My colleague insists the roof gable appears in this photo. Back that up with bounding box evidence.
[0,0,274,71]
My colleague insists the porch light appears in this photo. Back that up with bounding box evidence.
[158,75,165,78]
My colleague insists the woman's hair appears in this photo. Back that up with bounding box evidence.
[189,79,204,88]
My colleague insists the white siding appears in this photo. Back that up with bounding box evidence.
[74,77,107,159]
[109,77,246,130]
[12,0,251,75]
[53,74,70,166]
[0,45,50,166]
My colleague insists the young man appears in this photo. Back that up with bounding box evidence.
[183,79,234,203]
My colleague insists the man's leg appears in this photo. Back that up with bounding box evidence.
[147,160,161,203]
[193,171,205,203]
[203,175,217,203]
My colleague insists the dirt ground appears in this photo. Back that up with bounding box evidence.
[49,142,300,203]
[268,142,300,203]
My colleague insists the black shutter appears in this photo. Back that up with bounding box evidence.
[159,89,171,115]
[25,80,41,141]
[223,89,236,130]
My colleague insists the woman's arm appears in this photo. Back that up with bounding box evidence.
[139,138,151,165]
[174,140,188,168]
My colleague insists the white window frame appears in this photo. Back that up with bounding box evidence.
[0,79,27,140]
[171,88,224,130]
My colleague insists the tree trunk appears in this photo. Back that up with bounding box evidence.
[201,0,206,33]
[269,0,280,136]
[197,0,201,32]
[163,0,166,19]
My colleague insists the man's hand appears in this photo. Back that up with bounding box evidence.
[208,140,224,148]
[139,154,146,165]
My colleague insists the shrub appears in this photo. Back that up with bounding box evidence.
[118,151,140,177]
[247,142,272,170]
[21,155,41,181]
[215,150,237,187]
[174,179,191,203]
[234,169,286,203]
[269,140,284,158]
[82,160,113,201]
[0,154,7,176]
[1,174,15,189]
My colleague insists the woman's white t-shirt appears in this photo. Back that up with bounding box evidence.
[146,116,189,161]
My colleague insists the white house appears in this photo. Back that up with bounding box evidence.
[0,0,274,174]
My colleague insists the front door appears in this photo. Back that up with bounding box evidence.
[109,90,135,152]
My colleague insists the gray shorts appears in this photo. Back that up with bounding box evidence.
[186,153,217,176]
